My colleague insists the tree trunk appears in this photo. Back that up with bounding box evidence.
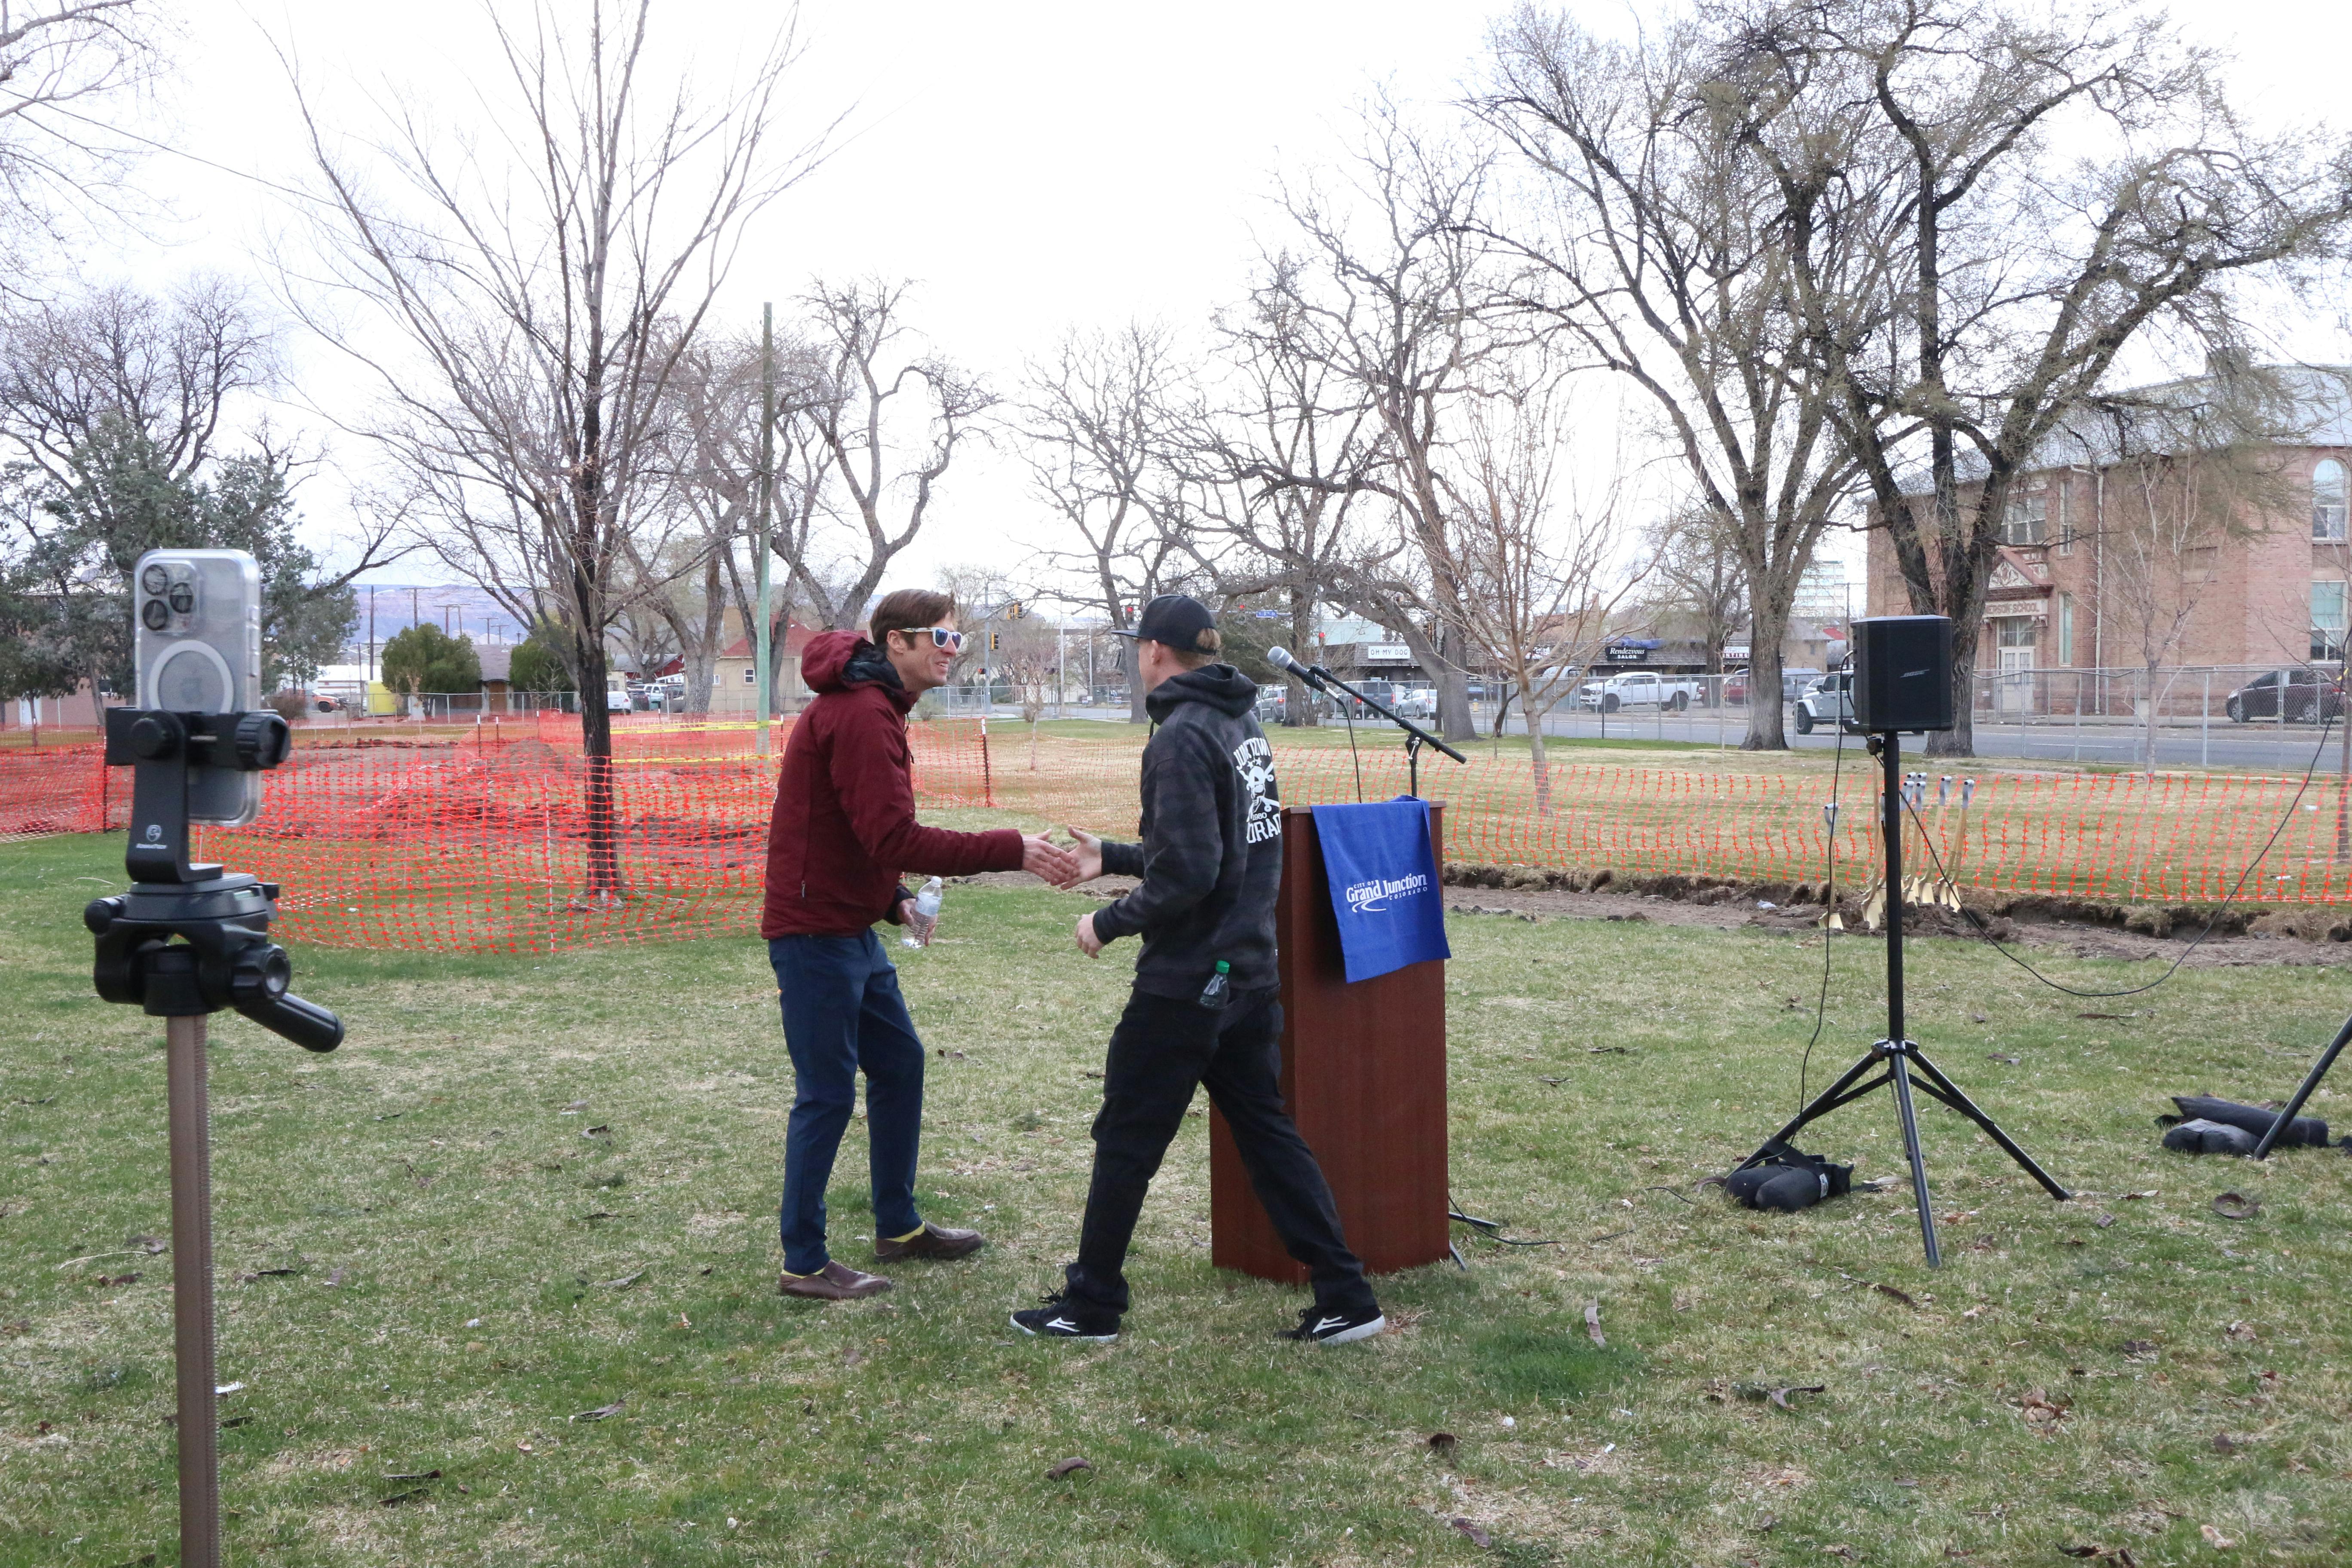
[1283,595,1316,726]
[573,618,619,897]
[1124,637,1148,724]
[1743,596,1792,750]
[688,550,723,715]
[1525,689,1552,814]
[1434,622,1474,744]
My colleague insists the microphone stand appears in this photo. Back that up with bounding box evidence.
[1286,659,1466,798]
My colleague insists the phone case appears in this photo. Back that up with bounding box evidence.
[132,549,265,827]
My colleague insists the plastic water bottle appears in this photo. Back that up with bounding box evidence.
[902,877,943,948]
[1198,959,1231,1010]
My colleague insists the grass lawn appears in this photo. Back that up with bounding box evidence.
[5,833,2352,1566]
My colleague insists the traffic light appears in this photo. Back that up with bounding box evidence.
[989,631,1000,652]
[1004,600,1023,621]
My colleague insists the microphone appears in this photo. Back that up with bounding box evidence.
[1266,646,1326,686]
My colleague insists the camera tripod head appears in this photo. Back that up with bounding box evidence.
[86,702,342,1052]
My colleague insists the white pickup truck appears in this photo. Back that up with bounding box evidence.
[1574,670,1702,713]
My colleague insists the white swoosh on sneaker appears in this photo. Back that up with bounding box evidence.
[1314,1317,1348,1333]
[1047,1317,1076,1332]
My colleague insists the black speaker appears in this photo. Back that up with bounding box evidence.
[1850,615,1954,732]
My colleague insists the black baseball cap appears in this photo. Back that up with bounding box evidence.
[1110,593,1218,652]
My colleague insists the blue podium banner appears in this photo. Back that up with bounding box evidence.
[1311,798,1452,984]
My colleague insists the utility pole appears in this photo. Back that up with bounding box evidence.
[756,302,776,753]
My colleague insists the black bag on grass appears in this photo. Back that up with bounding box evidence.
[1724,1144,1853,1212]
[2160,1118,2258,1156]
[2162,1096,2327,1150]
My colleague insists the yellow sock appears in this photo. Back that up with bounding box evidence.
[885,1225,925,1243]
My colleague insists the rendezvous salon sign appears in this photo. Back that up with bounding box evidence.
[1309,799,1452,983]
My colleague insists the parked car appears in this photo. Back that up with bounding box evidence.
[1792,671,1860,735]
[1721,671,1749,705]
[605,686,632,714]
[1575,670,1701,713]
[2225,667,2345,724]
[1335,678,1401,719]
[1780,668,1826,704]
[1394,687,1439,719]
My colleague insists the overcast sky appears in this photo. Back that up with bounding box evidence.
[97,0,2352,604]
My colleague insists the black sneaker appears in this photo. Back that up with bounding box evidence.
[1283,1303,1387,1346]
[1011,1292,1119,1343]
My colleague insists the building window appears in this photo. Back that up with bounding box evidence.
[2055,484,2073,555]
[743,666,756,684]
[2315,459,2349,541]
[2000,489,2047,546]
[1996,617,2038,649]
[2315,580,2348,661]
[2056,593,2074,665]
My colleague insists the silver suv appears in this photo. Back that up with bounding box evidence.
[1792,671,1860,735]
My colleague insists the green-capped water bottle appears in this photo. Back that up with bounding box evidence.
[1198,959,1231,1011]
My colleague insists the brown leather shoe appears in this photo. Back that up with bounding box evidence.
[778,1260,893,1300]
[873,1222,986,1262]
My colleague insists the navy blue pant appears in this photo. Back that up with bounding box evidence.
[769,931,926,1275]
[1065,987,1376,1319]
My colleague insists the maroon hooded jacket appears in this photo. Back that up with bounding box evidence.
[760,630,1025,938]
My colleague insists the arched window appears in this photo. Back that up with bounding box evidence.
[2315,459,2348,541]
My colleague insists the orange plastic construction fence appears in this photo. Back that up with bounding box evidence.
[7,714,2351,953]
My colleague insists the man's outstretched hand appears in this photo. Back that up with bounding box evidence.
[1022,833,1081,886]
[1061,825,1104,885]
[1074,910,1105,957]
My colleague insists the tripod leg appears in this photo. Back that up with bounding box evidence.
[2252,1010,2352,1159]
[1740,1052,1889,1170]
[167,1014,221,1568]
[1906,1047,2072,1201]
[1888,1050,1941,1268]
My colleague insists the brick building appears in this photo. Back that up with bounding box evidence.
[1865,366,2351,709]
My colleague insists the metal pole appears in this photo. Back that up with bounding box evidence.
[1880,733,1941,1268]
[167,1013,221,1568]
[755,302,776,754]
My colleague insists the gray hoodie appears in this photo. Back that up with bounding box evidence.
[1091,663,1282,1000]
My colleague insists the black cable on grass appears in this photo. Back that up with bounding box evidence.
[1797,716,1850,1115]
[1899,712,2338,1001]
[1448,1193,1567,1247]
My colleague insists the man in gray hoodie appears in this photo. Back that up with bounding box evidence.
[1011,594,1384,1346]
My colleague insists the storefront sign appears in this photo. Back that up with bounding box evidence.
[1365,643,1414,663]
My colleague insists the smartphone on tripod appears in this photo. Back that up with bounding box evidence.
[133,549,265,826]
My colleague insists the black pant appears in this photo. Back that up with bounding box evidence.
[1065,986,1377,1318]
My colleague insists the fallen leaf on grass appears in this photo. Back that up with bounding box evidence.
[130,1236,165,1254]
[2225,1320,2258,1342]
[2120,1190,2157,1201]
[2199,1525,2236,1550]
[2120,1339,2158,1360]
[1588,1046,1630,1055]
[2092,1212,2116,1229]
[2211,1192,2260,1221]
[1874,1283,1918,1308]
[2060,1547,2138,1565]
[323,1268,349,1287]
[2211,1432,2241,1455]
[2077,1011,2133,1020]
[583,1125,610,1137]
[600,1270,645,1290]
[1583,1301,1605,1347]
[1539,1076,1565,1086]
[384,1469,441,1481]
[218,1416,252,1430]
[2018,1389,2070,1428]
[380,1488,430,1506]
[0,1321,27,1336]
[1427,1431,1458,1455]
[236,1268,301,1283]
[1732,1382,1825,1409]
[1046,1456,1090,1480]
[570,1400,625,1423]
[1449,1516,1493,1549]
[1823,1546,1855,1560]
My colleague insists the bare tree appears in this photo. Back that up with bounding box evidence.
[781,278,992,630]
[1642,501,1752,679]
[286,0,827,893]
[1182,284,1382,726]
[1474,4,1874,749]
[990,612,1063,768]
[0,1,165,274]
[1433,376,1644,808]
[1019,322,1186,723]
[1744,0,2352,755]
[1247,101,1511,744]
[2082,380,2298,774]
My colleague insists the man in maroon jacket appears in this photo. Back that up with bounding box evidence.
[763,588,1077,1301]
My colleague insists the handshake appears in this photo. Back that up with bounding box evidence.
[897,827,1108,950]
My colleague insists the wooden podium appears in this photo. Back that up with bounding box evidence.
[1210,804,1450,1281]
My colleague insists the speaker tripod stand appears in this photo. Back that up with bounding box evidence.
[1739,729,2069,1265]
